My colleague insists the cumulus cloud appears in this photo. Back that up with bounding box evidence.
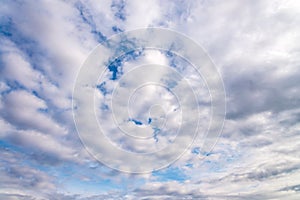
[1,90,67,135]
[0,0,299,199]
[0,147,56,199]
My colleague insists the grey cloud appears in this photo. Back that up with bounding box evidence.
[0,194,36,200]
[158,0,300,120]
[0,148,56,198]
[280,184,300,192]
[227,164,300,182]
[226,69,300,119]
[0,0,300,199]
[0,90,67,136]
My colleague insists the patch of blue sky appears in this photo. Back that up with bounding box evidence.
[129,118,143,125]
[31,90,45,99]
[152,167,188,182]
[52,162,131,196]
[75,2,95,27]
[0,16,44,60]
[100,103,109,111]
[30,157,70,176]
[26,155,117,189]
[0,80,26,95]
[111,0,126,21]
[91,30,107,43]
[162,77,178,89]
[0,140,24,153]
[219,143,242,164]
[0,140,54,174]
[0,18,61,93]
[96,81,109,96]
[152,127,160,143]
[1,128,55,166]
[107,49,142,80]
[111,40,140,58]
[164,49,189,72]
[122,49,143,61]
[185,163,193,168]
[28,151,64,166]
[191,147,200,155]
[202,160,225,173]
[165,49,175,59]
[0,16,13,37]
[193,148,214,157]
[199,143,242,173]
[112,26,124,33]
[108,57,122,80]
[75,1,106,43]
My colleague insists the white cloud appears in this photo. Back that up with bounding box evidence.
[1,90,67,136]
[125,0,162,29]
[0,0,300,198]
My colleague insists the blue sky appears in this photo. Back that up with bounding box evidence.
[1,0,300,199]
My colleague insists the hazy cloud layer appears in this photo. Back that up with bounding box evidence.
[0,0,299,199]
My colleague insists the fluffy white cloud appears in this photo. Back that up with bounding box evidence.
[0,0,299,199]
[1,90,67,136]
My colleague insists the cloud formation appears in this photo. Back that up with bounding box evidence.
[0,0,299,199]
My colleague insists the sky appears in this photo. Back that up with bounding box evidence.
[0,0,300,199]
